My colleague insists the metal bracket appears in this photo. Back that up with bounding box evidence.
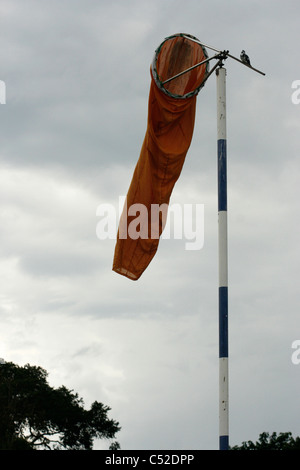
[162,37,265,86]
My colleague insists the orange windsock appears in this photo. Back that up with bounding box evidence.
[113,34,209,280]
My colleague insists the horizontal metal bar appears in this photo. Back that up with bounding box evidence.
[227,52,266,76]
[181,35,266,76]
[181,34,222,54]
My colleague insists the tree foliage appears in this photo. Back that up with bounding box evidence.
[0,361,121,450]
[231,432,300,450]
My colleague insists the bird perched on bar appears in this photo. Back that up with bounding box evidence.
[240,50,251,66]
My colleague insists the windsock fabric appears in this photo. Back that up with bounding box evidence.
[113,34,208,280]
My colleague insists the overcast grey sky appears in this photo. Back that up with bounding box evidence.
[1,0,300,450]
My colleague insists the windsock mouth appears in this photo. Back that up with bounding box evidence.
[151,33,210,99]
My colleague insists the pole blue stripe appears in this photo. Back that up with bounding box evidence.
[220,435,229,450]
[218,139,227,212]
[219,287,228,358]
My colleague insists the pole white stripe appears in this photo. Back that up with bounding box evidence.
[217,68,226,140]
[219,357,229,436]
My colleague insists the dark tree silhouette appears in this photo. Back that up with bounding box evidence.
[231,432,300,450]
[0,361,120,450]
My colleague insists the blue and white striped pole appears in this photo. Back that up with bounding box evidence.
[216,65,229,450]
